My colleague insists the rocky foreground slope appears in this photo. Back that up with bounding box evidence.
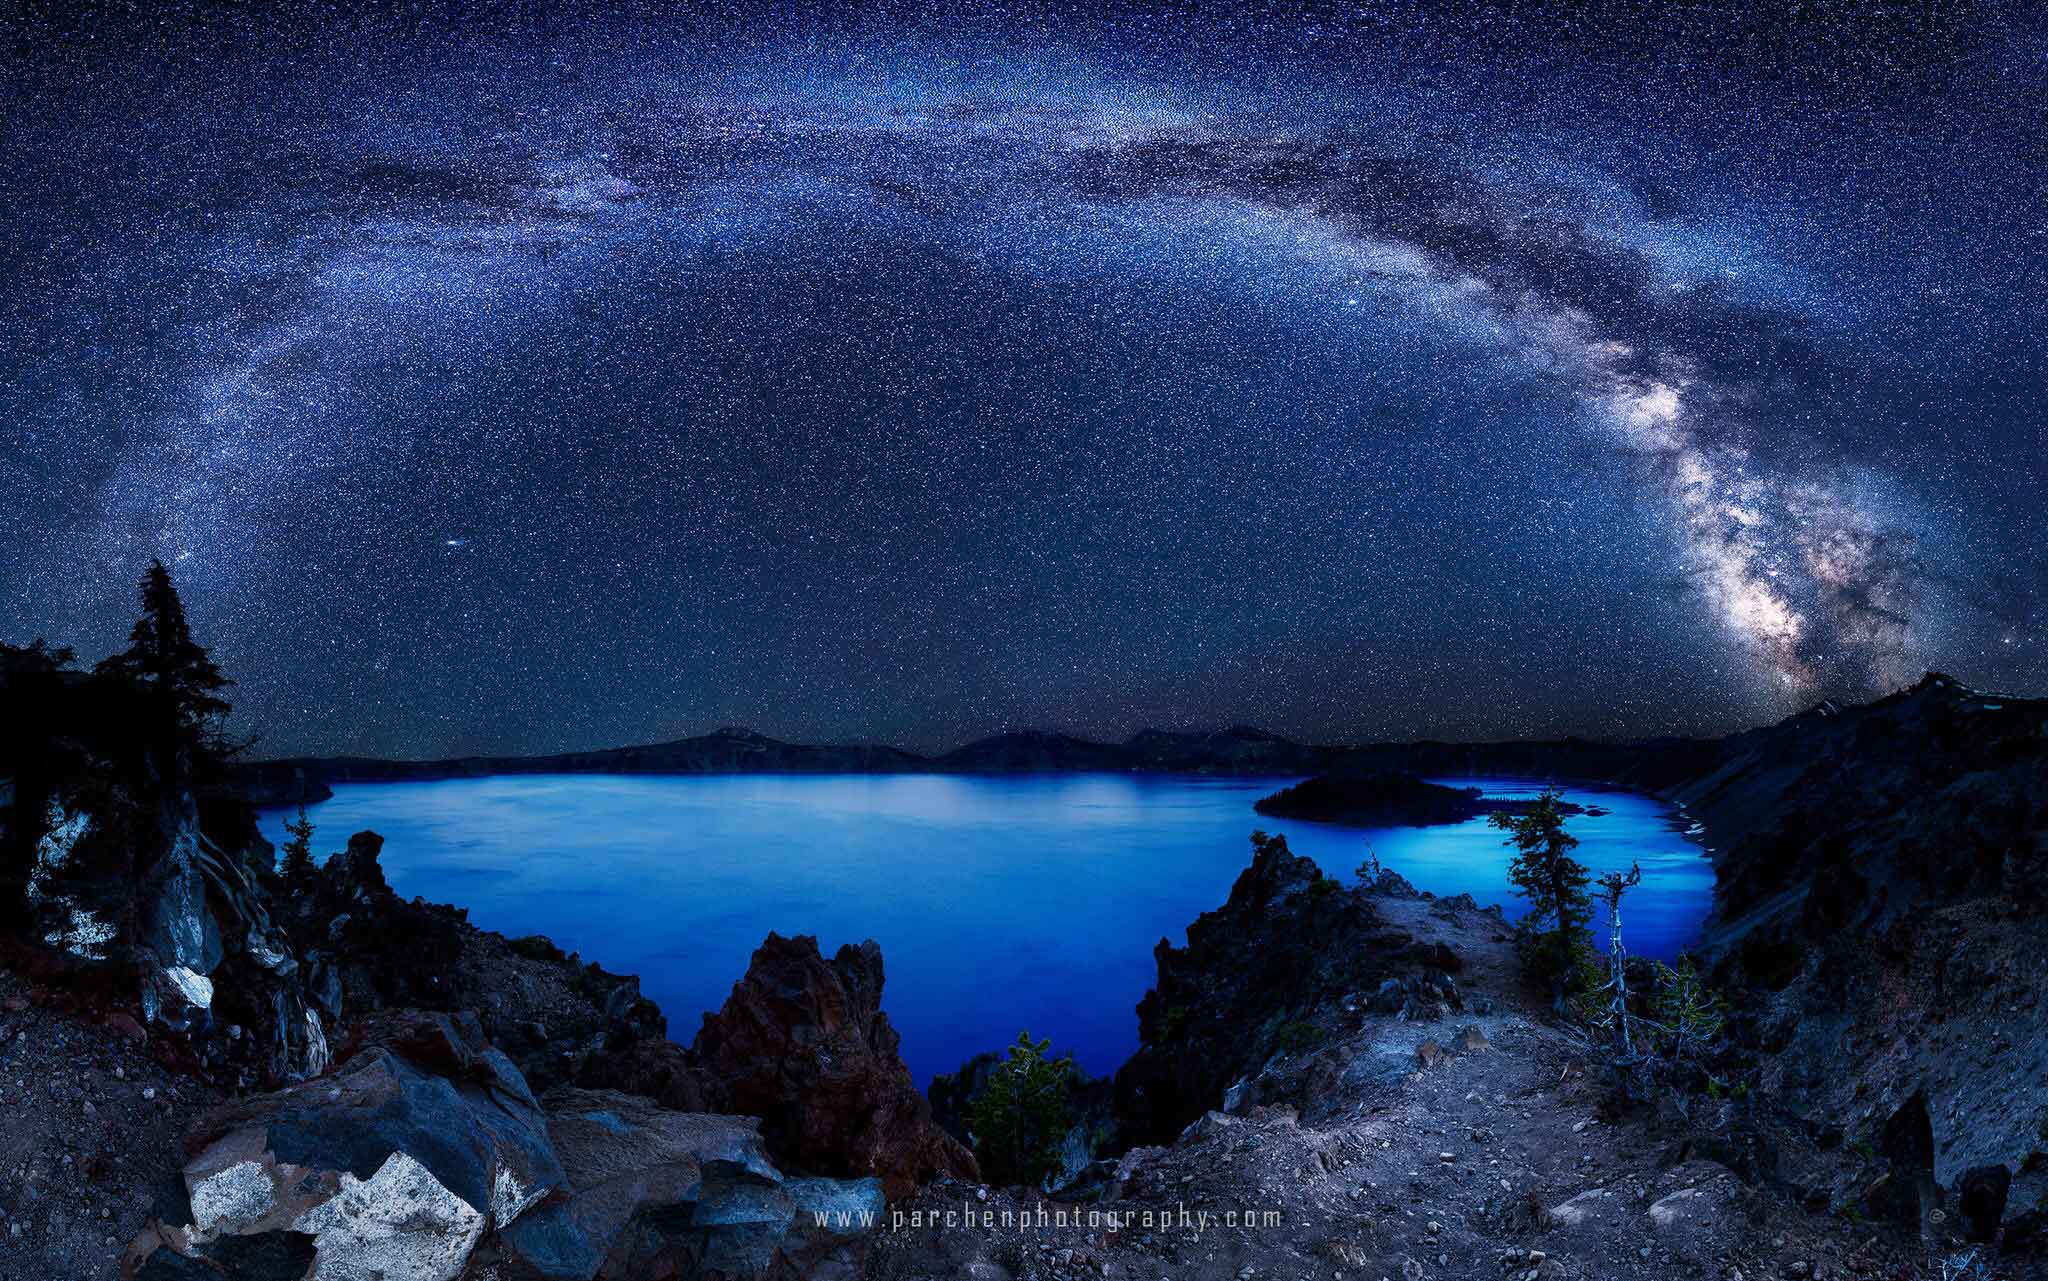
[7,839,2003,1280]
[2,786,973,1276]
[1676,673,2048,1247]
[880,868,1918,1281]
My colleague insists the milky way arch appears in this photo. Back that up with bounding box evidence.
[11,20,2036,754]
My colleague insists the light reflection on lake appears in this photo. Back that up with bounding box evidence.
[262,773,1711,1082]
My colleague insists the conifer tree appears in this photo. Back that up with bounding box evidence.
[278,806,317,882]
[1490,787,1592,999]
[1650,954,1725,1061]
[95,559,233,756]
[968,1032,1075,1188]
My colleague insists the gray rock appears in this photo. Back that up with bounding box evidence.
[131,1011,564,1281]
[503,1088,882,1280]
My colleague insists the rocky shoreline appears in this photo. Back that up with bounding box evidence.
[3,672,2045,1278]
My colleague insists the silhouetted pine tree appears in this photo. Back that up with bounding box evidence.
[95,559,233,760]
[278,806,317,883]
[1490,787,1593,1004]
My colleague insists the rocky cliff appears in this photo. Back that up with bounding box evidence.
[1672,673,2048,1244]
[582,932,979,1201]
[1111,831,1471,1147]
[1,810,972,1276]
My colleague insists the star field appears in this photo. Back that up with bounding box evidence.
[3,4,2044,756]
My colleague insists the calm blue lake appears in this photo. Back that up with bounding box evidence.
[260,774,1712,1083]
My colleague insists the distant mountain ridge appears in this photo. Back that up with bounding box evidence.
[233,721,1713,806]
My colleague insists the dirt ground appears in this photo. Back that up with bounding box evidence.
[0,966,221,1281]
[867,896,1954,1281]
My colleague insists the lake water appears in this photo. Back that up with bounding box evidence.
[260,774,1712,1083]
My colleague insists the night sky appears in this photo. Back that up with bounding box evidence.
[4,5,2044,758]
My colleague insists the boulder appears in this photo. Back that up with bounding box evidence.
[1641,1163,1750,1266]
[128,1011,890,1281]
[1543,1162,1746,1266]
[494,1088,883,1280]
[692,933,977,1200]
[130,1011,565,1281]
[1541,1184,1625,1232]
[1364,968,1461,1022]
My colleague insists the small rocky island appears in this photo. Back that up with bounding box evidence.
[1253,772,1594,827]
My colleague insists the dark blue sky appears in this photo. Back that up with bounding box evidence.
[3,3,2043,756]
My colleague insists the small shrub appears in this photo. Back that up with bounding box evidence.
[1354,845,1383,885]
[1648,953,1725,1058]
[968,1032,1075,1189]
[1270,1017,1320,1053]
[509,934,567,963]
